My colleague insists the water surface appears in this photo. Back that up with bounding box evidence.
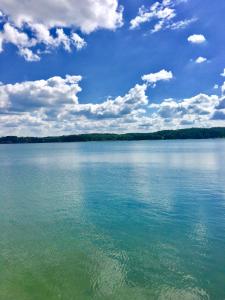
[0,140,225,299]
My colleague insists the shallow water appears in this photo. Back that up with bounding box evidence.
[0,140,225,300]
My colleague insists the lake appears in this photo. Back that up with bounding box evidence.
[0,140,225,300]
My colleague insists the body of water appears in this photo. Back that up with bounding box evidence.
[0,140,225,299]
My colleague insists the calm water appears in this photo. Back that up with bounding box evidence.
[0,140,225,300]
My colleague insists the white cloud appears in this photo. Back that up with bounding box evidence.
[18,48,40,61]
[167,18,196,30]
[30,23,53,45]
[71,33,87,50]
[61,84,148,120]
[0,75,82,112]
[0,0,123,34]
[0,75,148,122]
[1,23,35,49]
[130,0,195,33]
[142,69,173,84]
[0,72,150,135]
[130,1,175,31]
[220,69,225,77]
[151,94,219,120]
[0,22,87,61]
[1,73,225,136]
[0,75,150,135]
[0,0,122,60]
[195,56,207,64]
[55,28,71,52]
[187,34,206,44]
[32,25,87,51]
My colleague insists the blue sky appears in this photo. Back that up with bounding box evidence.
[0,0,225,136]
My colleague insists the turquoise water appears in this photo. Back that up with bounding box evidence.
[0,140,225,300]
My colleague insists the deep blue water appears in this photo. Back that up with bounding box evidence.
[0,140,225,299]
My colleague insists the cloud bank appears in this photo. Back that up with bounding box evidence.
[0,70,224,136]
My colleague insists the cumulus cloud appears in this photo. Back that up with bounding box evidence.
[0,75,82,112]
[0,21,87,61]
[0,74,149,135]
[0,0,123,34]
[130,0,195,33]
[151,94,219,121]
[187,34,206,44]
[1,73,225,136]
[151,81,225,127]
[195,56,207,64]
[0,0,123,60]
[0,75,149,119]
[61,84,148,120]
[142,69,173,85]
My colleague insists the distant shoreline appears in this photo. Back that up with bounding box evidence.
[0,127,225,144]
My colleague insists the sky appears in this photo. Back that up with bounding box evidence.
[0,0,225,136]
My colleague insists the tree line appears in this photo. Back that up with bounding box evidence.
[1,127,225,144]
